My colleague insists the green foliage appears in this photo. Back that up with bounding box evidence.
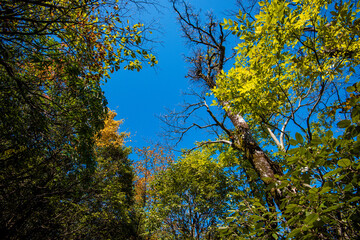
[280,91,359,239]
[213,0,360,239]
[59,111,137,239]
[214,0,360,148]
[0,0,156,238]
[219,84,360,239]
[145,147,234,239]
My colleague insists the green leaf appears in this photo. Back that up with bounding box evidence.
[287,147,299,154]
[285,204,300,213]
[287,156,299,164]
[326,130,333,138]
[337,119,351,128]
[323,168,342,178]
[272,233,278,240]
[251,215,264,222]
[338,158,351,168]
[323,204,341,213]
[347,85,356,92]
[309,187,319,194]
[310,137,322,145]
[349,196,360,202]
[289,139,298,146]
[304,213,319,225]
[288,228,302,238]
[295,132,303,144]
[319,186,331,194]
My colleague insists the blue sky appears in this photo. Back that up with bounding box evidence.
[103,1,237,151]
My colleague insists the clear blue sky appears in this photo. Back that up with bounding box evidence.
[103,1,237,151]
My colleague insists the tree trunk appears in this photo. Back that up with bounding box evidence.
[222,101,283,205]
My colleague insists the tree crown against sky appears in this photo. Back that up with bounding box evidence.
[0,0,157,238]
[150,0,360,239]
[1,0,360,239]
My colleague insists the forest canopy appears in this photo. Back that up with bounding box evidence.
[0,0,359,239]
[0,0,155,239]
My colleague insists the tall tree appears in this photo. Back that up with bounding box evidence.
[169,0,358,204]
[168,0,360,238]
[168,0,282,209]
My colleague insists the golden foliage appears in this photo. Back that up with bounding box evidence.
[95,110,129,149]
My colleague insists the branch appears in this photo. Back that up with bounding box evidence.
[185,139,232,153]
[306,80,327,142]
[267,127,284,151]
[203,99,232,137]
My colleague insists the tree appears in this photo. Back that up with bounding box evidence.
[168,0,282,212]
[134,145,174,208]
[147,147,235,240]
[0,0,157,238]
[220,86,360,239]
[58,110,137,239]
[216,0,359,150]
[168,0,360,238]
[133,144,174,237]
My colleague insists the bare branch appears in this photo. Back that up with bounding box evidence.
[203,100,232,137]
[267,128,283,151]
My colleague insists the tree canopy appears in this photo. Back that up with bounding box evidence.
[0,0,155,238]
[1,0,360,239]
[158,0,360,239]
